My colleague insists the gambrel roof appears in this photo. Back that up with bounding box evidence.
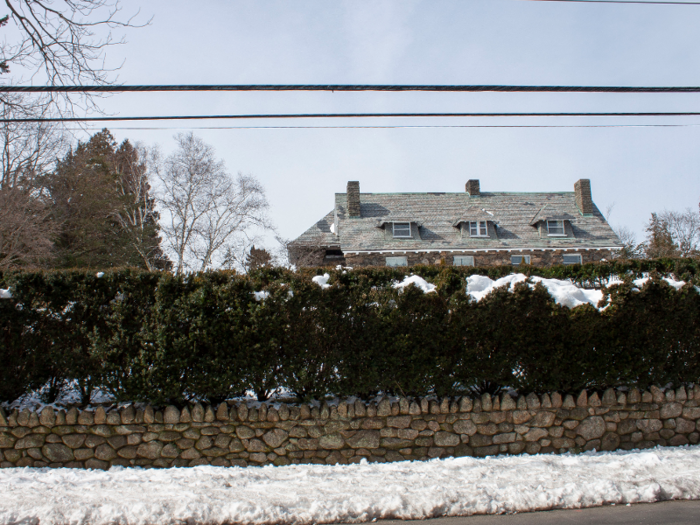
[290,181,622,253]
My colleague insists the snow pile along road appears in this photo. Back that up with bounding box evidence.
[2,446,700,525]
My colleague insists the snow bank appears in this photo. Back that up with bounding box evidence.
[0,288,11,299]
[312,273,331,289]
[393,275,436,294]
[467,274,603,309]
[2,447,700,525]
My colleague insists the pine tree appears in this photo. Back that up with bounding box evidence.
[46,129,168,269]
[644,213,679,259]
[245,245,273,272]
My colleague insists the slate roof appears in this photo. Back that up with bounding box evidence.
[291,190,622,253]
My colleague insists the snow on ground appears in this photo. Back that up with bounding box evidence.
[393,275,436,294]
[2,446,700,525]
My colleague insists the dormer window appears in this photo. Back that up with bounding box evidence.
[392,222,412,238]
[546,220,565,236]
[469,221,488,237]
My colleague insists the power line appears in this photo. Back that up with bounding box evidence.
[5,111,700,123]
[520,0,700,5]
[3,84,700,93]
[68,123,700,130]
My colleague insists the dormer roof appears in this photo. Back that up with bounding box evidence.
[529,205,579,226]
[452,207,496,226]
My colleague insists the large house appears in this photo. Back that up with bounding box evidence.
[288,179,622,268]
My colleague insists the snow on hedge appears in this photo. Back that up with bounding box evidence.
[2,446,700,525]
[467,274,604,309]
[312,273,331,289]
[309,272,694,308]
[0,288,11,299]
[467,273,694,310]
[393,275,436,294]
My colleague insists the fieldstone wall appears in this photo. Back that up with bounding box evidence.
[343,249,613,269]
[2,385,699,469]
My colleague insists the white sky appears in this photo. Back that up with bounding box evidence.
[37,0,700,247]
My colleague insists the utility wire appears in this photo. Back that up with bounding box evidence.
[5,111,700,123]
[68,123,700,130]
[3,84,700,93]
[520,0,700,5]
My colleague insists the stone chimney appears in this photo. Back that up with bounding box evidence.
[347,181,361,218]
[574,179,594,215]
[466,179,480,196]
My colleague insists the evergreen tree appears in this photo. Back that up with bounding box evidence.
[46,129,168,269]
[245,245,273,272]
[644,213,680,259]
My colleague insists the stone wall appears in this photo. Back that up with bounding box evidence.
[2,386,699,469]
[343,249,613,268]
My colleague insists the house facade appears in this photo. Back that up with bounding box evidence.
[288,179,622,268]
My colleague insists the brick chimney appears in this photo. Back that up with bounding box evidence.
[466,179,480,196]
[347,181,361,218]
[574,179,594,215]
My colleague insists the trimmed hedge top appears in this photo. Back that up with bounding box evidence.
[1,258,700,406]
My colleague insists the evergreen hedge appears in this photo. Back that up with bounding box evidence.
[1,259,699,405]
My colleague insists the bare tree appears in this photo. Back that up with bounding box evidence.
[154,133,273,274]
[0,96,66,268]
[658,209,700,257]
[0,184,56,267]
[1,0,147,115]
[1,94,66,189]
[611,226,644,260]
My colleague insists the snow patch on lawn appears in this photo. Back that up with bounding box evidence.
[2,447,700,525]
[393,275,436,294]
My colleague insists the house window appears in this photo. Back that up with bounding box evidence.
[469,221,488,237]
[392,222,412,238]
[562,253,582,265]
[454,256,474,267]
[386,256,408,267]
[511,255,531,265]
[546,220,565,236]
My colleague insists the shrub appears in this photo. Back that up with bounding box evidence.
[1,260,699,404]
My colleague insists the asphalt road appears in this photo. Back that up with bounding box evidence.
[372,500,700,525]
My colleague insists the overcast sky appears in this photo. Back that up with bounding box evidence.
[70,0,700,248]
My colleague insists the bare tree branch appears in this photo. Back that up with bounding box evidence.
[153,133,274,274]
[1,0,149,115]
[0,95,66,268]
[658,208,700,257]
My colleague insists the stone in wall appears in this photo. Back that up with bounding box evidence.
[1,385,699,470]
[343,249,613,269]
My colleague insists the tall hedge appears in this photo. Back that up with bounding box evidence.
[1,260,699,405]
